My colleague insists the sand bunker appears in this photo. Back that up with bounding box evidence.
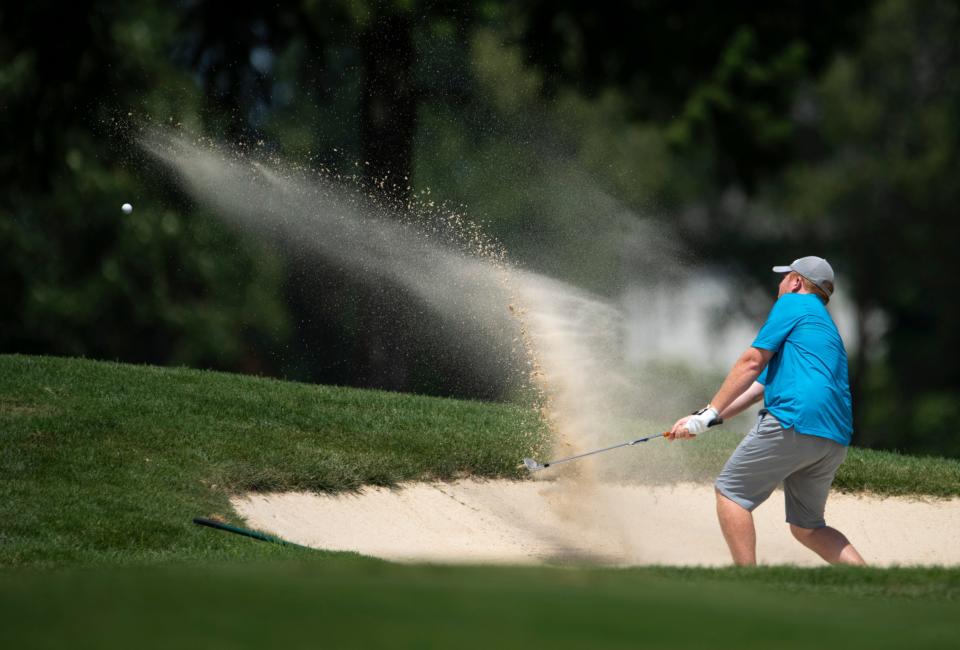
[232,480,960,567]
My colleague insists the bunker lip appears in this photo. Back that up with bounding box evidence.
[232,479,960,567]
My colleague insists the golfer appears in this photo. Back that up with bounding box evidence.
[669,256,866,566]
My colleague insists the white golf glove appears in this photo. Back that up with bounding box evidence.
[685,406,722,434]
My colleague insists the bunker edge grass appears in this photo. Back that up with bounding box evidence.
[0,354,547,568]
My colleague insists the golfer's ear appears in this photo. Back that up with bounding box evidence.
[790,273,803,293]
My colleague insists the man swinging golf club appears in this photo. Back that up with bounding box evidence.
[669,256,866,566]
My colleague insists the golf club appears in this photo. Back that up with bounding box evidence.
[523,432,667,472]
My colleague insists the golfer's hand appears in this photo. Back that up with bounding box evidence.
[667,415,696,440]
[668,406,722,440]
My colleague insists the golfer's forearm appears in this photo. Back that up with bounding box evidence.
[709,349,769,414]
[719,381,764,420]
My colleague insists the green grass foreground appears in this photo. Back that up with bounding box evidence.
[1,560,959,649]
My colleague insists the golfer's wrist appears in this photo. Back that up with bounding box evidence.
[691,405,719,418]
[686,405,722,434]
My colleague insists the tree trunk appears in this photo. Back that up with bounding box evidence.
[357,11,417,390]
[360,12,417,205]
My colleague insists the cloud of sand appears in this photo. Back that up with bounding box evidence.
[141,129,726,562]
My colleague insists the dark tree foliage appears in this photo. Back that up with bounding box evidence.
[172,1,494,396]
[2,1,119,192]
[517,0,871,189]
[359,11,417,204]
[0,1,288,372]
[516,0,960,456]
[4,0,960,456]
[178,3,303,140]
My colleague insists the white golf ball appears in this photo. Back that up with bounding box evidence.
[121,203,133,215]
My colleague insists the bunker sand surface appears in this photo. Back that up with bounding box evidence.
[233,479,960,567]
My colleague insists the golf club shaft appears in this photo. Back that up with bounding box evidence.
[540,432,665,468]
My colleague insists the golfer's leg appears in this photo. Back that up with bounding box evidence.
[784,439,866,565]
[789,525,866,566]
[716,489,756,566]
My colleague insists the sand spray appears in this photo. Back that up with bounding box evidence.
[141,128,708,562]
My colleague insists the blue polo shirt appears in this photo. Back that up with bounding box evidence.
[753,293,853,445]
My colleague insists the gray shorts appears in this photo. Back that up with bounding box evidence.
[715,409,847,529]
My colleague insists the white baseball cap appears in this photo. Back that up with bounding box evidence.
[773,256,835,296]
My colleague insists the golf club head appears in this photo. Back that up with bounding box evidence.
[522,458,544,472]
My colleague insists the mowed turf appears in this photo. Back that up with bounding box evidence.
[0,354,547,568]
[3,354,960,648]
[2,561,960,649]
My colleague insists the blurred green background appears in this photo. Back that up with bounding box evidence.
[2,0,959,456]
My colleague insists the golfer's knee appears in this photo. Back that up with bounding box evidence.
[789,523,817,541]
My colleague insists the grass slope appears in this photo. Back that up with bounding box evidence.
[0,354,546,568]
